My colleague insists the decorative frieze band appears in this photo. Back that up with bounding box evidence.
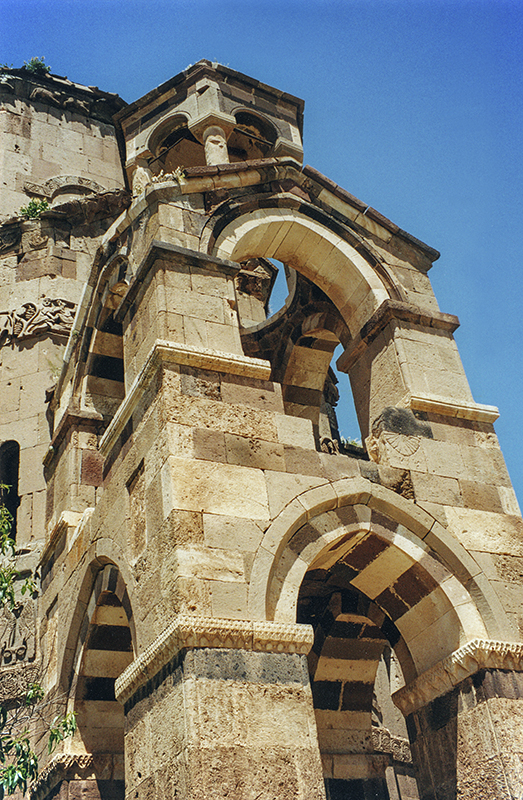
[29,754,94,800]
[393,639,523,716]
[99,339,272,456]
[115,615,314,705]
[0,297,76,344]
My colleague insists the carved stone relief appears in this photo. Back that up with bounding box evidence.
[0,298,76,344]
[236,259,275,305]
[30,86,91,115]
[0,600,36,667]
[49,189,131,225]
[0,598,38,703]
[0,226,21,254]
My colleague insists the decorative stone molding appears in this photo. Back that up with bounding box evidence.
[371,727,412,763]
[393,639,523,716]
[48,188,131,225]
[115,615,314,705]
[337,299,460,372]
[0,297,76,344]
[24,175,106,200]
[29,754,94,800]
[40,510,85,569]
[99,339,272,456]
[407,392,499,423]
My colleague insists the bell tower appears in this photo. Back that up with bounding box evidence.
[2,60,521,800]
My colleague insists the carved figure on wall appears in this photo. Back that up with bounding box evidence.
[131,162,152,197]
[236,259,275,305]
[0,297,76,344]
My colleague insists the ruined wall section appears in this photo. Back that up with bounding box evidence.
[0,71,127,549]
[0,69,125,218]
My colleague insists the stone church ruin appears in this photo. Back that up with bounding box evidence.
[0,59,522,800]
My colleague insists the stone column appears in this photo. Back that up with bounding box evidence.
[203,125,230,166]
[115,617,326,800]
[188,111,236,167]
[393,640,523,800]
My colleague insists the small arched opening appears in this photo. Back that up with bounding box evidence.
[67,565,134,800]
[0,440,20,540]
[81,258,128,421]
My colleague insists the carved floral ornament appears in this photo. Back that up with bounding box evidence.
[0,297,76,344]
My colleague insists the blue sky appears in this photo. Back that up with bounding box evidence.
[2,0,522,502]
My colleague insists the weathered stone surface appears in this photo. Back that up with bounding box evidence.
[1,61,521,800]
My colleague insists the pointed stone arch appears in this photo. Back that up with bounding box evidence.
[209,204,397,336]
[63,563,134,800]
[248,477,512,669]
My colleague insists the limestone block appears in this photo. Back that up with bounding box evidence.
[460,479,504,513]
[174,545,245,583]
[203,514,265,553]
[210,580,249,619]
[164,457,270,520]
[264,470,328,520]
[18,444,46,494]
[410,471,462,506]
[225,433,285,471]
[221,376,284,414]
[204,320,243,354]
[418,438,464,479]
[162,260,193,292]
[458,443,511,486]
[445,507,523,557]
[182,315,209,349]
[498,486,521,516]
[165,286,226,325]
[164,393,279,442]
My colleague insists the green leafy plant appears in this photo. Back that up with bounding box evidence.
[341,436,363,449]
[19,199,49,219]
[23,57,50,76]
[0,486,76,796]
[48,713,77,754]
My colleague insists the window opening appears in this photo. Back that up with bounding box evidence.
[0,441,20,540]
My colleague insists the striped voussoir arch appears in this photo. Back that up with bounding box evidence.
[68,564,134,786]
[261,486,493,677]
[299,578,418,799]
